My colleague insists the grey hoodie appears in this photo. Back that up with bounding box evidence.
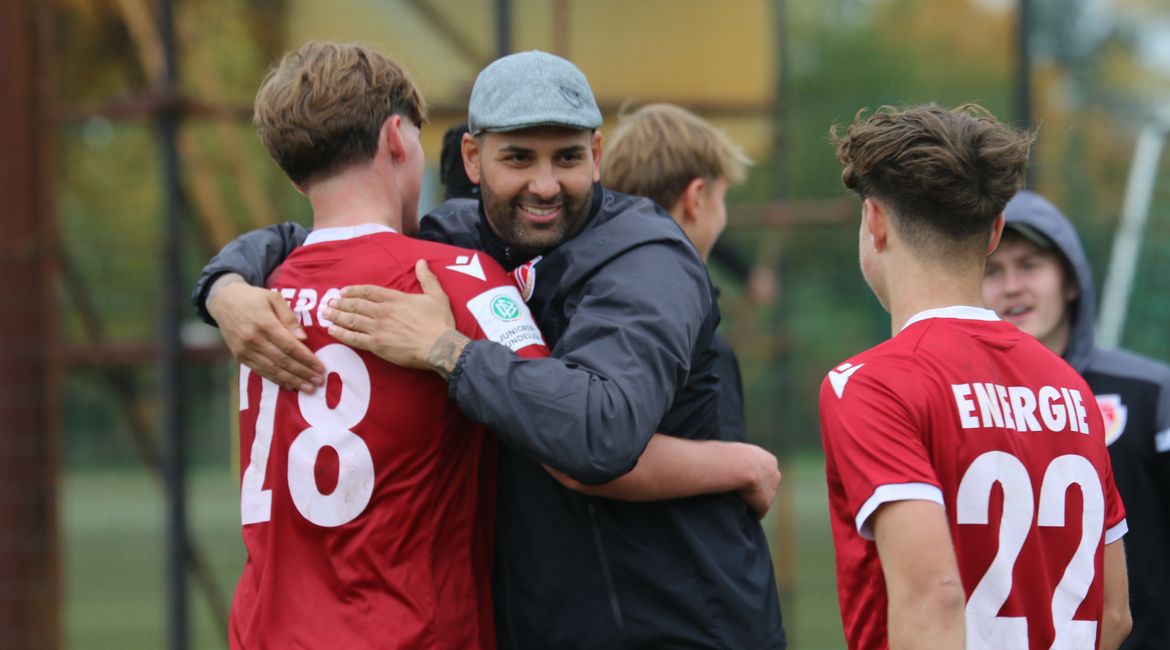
[1002,190,1098,371]
[1004,190,1170,649]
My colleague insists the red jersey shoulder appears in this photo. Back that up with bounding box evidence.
[275,233,403,288]
[821,337,917,402]
[269,236,409,332]
[367,236,549,357]
[366,235,507,297]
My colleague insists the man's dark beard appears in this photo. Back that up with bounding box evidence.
[479,180,593,254]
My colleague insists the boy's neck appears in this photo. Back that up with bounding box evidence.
[306,168,403,232]
[886,258,989,335]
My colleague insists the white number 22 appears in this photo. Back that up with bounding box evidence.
[957,451,1104,650]
[239,344,375,528]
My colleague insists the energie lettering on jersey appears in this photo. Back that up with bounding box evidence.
[950,382,1090,433]
[231,226,546,650]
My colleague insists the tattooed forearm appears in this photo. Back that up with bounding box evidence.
[427,329,470,380]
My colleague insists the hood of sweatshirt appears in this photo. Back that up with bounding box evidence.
[1002,190,1096,372]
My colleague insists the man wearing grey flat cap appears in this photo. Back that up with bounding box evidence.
[193,49,786,649]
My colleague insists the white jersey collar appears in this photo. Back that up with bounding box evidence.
[900,305,1000,332]
[304,223,397,247]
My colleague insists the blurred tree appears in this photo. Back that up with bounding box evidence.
[737,0,1018,448]
[729,0,1170,450]
[56,0,301,470]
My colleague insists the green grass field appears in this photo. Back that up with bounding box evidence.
[64,468,245,650]
[64,452,846,649]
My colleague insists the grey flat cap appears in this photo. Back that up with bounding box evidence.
[468,50,602,135]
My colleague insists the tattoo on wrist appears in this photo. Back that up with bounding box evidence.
[427,329,470,380]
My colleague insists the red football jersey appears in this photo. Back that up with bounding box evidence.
[230,224,548,650]
[819,306,1127,650]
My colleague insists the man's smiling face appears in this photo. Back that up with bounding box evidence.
[464,125,601,254]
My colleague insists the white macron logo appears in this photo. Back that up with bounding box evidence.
[829,362,864,398]
[447,253,486,281]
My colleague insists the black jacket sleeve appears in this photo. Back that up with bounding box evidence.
[190,221,309,325]
[448,241,712,484]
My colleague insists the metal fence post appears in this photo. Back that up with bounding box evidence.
[156,0,189,647]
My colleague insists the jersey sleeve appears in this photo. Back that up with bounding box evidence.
[1085,394,1129,543]
[429,252,549,360]
[1101,452,1129,544]
[819,361,944,540]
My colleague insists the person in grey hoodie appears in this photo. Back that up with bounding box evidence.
[983,189,1170,649]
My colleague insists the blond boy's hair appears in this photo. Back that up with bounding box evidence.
[603,103,750,210]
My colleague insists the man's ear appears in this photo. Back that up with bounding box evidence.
[461,133,482,185]
[591,130,603,183]
[676,177,706,226]
[382,114,407,162]
[986,212,1005,256]
[864,197,890,252]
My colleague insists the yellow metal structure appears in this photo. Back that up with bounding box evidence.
[287,0,777,159]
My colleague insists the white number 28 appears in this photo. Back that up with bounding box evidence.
[238,344,375,528]
[957,451,1104,650]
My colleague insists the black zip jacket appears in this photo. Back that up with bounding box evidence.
[191,187,785,649]
[710,329,747,442]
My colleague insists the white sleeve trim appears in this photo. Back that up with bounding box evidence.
[855,482,945,541]
[1105,519,1128,544]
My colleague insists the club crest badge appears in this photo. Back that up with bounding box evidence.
[1095,394,1128,446]
[512,255,541,303]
